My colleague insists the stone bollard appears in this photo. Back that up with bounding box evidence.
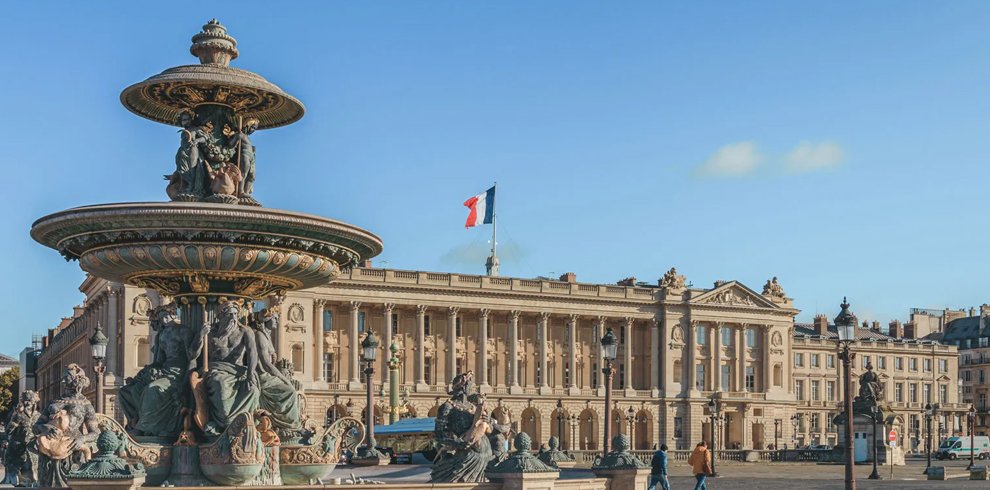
[970,465,988,480]
[926,466,946,481]
[487,432,560,490]
[592,435,651,490]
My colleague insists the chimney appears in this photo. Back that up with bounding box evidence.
[559,272,577,284]
[981,305,990,331]
[903,322,916,340]
[814,314,829,336]
[871,321,880,332]
[970,307,977,317]
[862,320,869,330]
[889,320,903,339]
[616,277,636,287]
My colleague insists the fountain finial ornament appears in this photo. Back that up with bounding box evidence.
[190,19,239,66]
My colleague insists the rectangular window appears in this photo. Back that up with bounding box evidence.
[827,381,835,401]
[358,311,366,333]
[745,366,755,391]
[795,380,804,400]
[895,357,903,371]
[746,328,756,348]
[721,327,733,346]
[862,355,871,368]
[591,363,599,389]
[811,354,820,368]
[924,384,932,404]
[674,417,683,440]
[878,356,886,370]
[721,365,731,392]
[965,370,972,382]
[424,357,433,385]
[981,370,986,384]
[982,337,989,348]
[391,313,399,336]
[910,384,918,403]
[939,359,948,373]
[696,364,706,391]
[909,358,917,371]
[324,310,333,332]
[794,353,804,367]
[980,393,988,410]
[424,315,431,336]
[940,384,948,404]
[619,364,627,390]
[827,355,835,369]
[323,353,333,381]
[924,359,932,372]
[895,383,903,403]
[811,380,820,401]
[811,413,820,432]
[696,325,707,346]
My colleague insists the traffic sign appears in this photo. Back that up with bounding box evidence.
[888,429,897,442]
[888,440,896,448]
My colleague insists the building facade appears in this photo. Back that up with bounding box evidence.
[32,267,963,454]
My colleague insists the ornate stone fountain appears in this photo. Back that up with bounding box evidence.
[30,19,378,486]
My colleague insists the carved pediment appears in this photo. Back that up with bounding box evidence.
[692,282,778,309]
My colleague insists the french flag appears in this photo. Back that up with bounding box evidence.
[463,186,495,228]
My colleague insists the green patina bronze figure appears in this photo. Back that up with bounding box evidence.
[250,298,303,437]
[118,303,200,438]
[3,391,40,486]
[33,364,100,488]
[202,301,261,436]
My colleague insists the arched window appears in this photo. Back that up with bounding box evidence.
[291,344,304,372]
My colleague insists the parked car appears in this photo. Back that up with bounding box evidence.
[936,436,990,460]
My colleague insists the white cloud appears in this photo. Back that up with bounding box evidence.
[785,141,844,173]
[695,141,763,177]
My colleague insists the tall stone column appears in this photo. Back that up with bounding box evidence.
[478,309,490,392]
[711,323,721,392]
[382,303,394,384]
[736,325,746,392]
[762,324,772,392]
[105,286,120,379]
[348,301,362,390]
[539,312,550,395]
[650,318,660,396]
[623,318,634,395]
[447,307,458,384]
[596,316,607,396]
[415,305,428,391]
[687,320,697,395]
[314,299,326,382]
[509,310,521,394]
[567,314,579,395]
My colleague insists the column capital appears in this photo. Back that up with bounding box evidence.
[106,285,122,297]
[383,302,395,313]
[416,304,428,316]
[349,301,362,311]
[624,317,634,327]
[596,316,607,327]
[540,312,552,322]
[314,298,327,309]
[651,317,660,328]
[568,314,579,324]
[479,308,490,320]
[510,310,521,321]
[448,306,460,316]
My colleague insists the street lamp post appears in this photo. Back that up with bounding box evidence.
[923,403,934,475]
[626,406,635,449]
[969,405,977,470]
[835,298,858,490]
[387,340,401,424]
[354,331,387,465]
[88,322,109,414]
[774,419,781,461]
[868,404,881,480]
[708,393,721,477]
[569,413,577,452]
[556,400,565,450]
[600,327,618,457]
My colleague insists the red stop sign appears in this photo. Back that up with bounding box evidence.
[888,430,897,442]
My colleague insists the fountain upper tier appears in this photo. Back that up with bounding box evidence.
[31,202,383,299]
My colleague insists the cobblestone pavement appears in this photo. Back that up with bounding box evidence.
[339,458,990,489]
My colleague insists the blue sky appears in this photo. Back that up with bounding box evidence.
[1,2,988,357]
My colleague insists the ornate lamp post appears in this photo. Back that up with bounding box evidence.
[569,413,578,452]
[354,331,388,465]
[707,393,721,477]
[969,405,977,469]
[791,414,800,448]
[600,327,618,457]
[923,403,934,475]
[774,419,781,461]
[387,339,401,424]
[89,322,109,414]
[556,400,566,449]
[626,406,635,449]
[835,298,858,490]
[868,404,881,480]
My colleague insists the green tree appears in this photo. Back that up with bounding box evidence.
[0,366,21,419]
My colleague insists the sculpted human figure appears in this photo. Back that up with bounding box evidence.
[250,299,302,434]
[858,363,883,402]
[659,267,686,290]
[3,391,40,485]
[430,371,493,483]
[174,110,212,197]
[33,364,99,488]
[119,303,200,437]
[202,301,260,435]
[227,117,258,197]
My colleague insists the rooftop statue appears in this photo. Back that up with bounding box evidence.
[430,371,494,483]
[3,391,40,486]
[659,267,686,290]
[33,364,99,488]
[762,276,786,299]
[119,303,200,438]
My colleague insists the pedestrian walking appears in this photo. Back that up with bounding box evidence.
[648,443,670,490]
[688,441,713,490]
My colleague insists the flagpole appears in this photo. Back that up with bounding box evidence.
[487,181,499,276]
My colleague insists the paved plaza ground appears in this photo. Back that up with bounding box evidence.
[338,458,990,489]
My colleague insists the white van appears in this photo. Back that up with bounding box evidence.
[936,436,990,460]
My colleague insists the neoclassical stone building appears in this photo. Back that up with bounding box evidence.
[33,267,964,454]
